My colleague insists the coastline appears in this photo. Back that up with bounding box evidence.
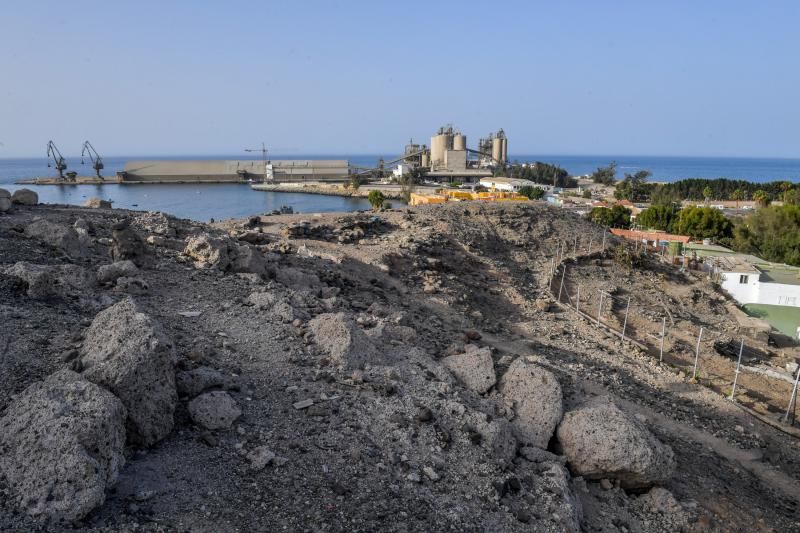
[251,181,438,200]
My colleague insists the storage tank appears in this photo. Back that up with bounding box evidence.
[421,151,430,168]
[430,134,448,168]
[453,133,466,151]
[492,137,503,163]
[501,137,508,163]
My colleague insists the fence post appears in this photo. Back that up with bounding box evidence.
[693,327,704,379]
[550,257,555,279]
[659,317,666,362]
[558,265,566,303]
[783,365,800,425]
[587,236,593,254]
[730,338,744,401]
[576,285,581,313]
[597,292,604,326]
[621,296,631,341]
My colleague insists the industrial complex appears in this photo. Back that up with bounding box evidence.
[24,126,510,185]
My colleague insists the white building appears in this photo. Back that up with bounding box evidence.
[479,177,550,193]
[719,260,800,307]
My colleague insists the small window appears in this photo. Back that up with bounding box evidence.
[739,275,749,284]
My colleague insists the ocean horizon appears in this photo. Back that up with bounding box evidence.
[1,154,799,221]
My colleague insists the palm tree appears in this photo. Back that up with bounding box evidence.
[731,188,744,209]
[703,186,713,204]
[753,190,770,208]
[779,181,794,203]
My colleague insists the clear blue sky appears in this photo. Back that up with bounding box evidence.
[1,1,798,158]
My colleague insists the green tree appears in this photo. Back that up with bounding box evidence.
[671,206,732,240]
[636,204,678,231]
[614,170,653,202]
[731,188,745,208]
[582,189,592,199]
[368,190,386,211]
[733,205,800,266]
[587,205,631,228]
[703,186,713,202]
[518,185,545,200]
[783,188,800,206]
[349,174,363,190]
[753,190,770,207]
[591,162,617,185]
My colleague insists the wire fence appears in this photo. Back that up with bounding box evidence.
[545,230,800,427]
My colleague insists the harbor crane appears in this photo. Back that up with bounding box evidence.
[46,140,68,180]
[80,141,104,179]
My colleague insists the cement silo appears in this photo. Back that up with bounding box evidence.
[492,137,503,163]
[430,126,454,169]
[501,137,508,162]
[453,133,466,151]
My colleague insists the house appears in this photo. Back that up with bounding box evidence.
[719,261,800,308]
[610,228,691,248]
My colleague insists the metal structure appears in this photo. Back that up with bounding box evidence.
[46,140,67,180]
[244,142,272,181]
[80,140,104,179]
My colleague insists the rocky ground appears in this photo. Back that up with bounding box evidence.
[0,194,798,532]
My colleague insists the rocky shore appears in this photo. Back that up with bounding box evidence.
[0,190,798,531]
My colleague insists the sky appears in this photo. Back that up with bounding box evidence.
[1,1,799,159]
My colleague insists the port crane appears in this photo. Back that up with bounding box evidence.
[46,140,68,180]
[80,141,104,179]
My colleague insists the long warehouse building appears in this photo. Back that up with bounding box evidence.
[119,160,350,183]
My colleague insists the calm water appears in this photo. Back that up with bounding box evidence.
[2,154,799,221]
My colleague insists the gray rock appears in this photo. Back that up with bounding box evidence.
[175,366,226,398]
[97,260,139,284]
[0,188,11,212]
[308,312,380,369]
[184,235,231,270]
[556,396,676,488]
[11,188,38,205]
[0,370,126,524]
[248,290,304,322]
[468,412,518,464]
[25,219,85,257]
[188,391,241,430]
[4,262,57,299]
[500,357,563,449]
[230,244,267,276]
[443,346,496,394]
[111,220,152,268]
[84,197,112,208]
[80,298,177,447]
[247,446,276,471]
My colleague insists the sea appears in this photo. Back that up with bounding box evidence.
[1,154,799,222]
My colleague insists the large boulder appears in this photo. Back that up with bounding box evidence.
[80,298,177,447]
[84,197,112,208]
[25,219,85,257]
[187,391,241,430]
[110,219,152,268]
[0,370,126,524]
[11,188,38,205]
[184,235,231,270]
[443,345,496,394]
[4,262,95,300]
[556,396,676,488]
[308,312,380,369]
[499,357,563,449]
[0,188,11,212]
[97,260,139,284]
[229,244,267,276]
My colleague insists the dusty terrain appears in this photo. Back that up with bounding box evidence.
[0,198,798,532]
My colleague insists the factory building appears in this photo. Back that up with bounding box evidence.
[401,125,507,180]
